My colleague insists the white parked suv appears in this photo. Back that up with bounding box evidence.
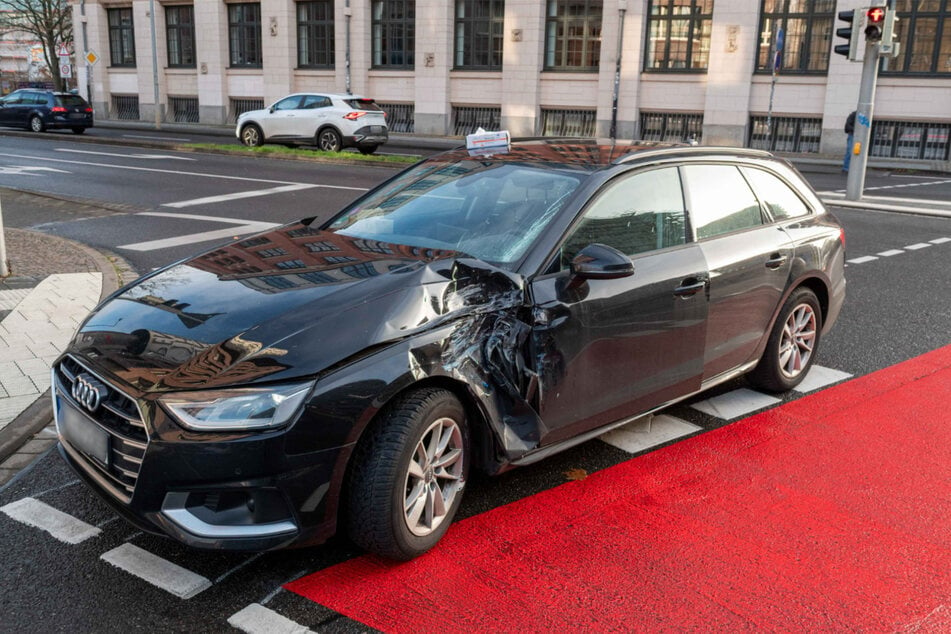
[236,93,388,154]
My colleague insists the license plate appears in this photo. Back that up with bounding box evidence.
[370,125,384,134]
[56,392,109,466]
[68,112,87,119]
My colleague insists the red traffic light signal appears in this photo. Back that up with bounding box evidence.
[865,6,886,41]
[867,7,885,23]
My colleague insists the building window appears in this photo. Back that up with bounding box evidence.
[748,115,821,153]
[229,3,262,67]
[644,0,712,71]
[297,0,334,68]
[372,0,415,68]
[640,111,704,143]
[544,0,602,70]
[871,120,951,160]
[540,108,597,136]
[756,0,834,74]
[108,8,136,67]
[165,5,195,67]
[451,105,501,135]
[454,0,504,70]
[882,1,951,75]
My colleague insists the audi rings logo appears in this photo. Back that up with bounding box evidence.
[72,374,105,413]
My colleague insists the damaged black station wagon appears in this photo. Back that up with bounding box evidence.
[54,140,845,560]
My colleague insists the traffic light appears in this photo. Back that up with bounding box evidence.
[881,7,900,55]
[834,9,861,60]
[865,6,886,42]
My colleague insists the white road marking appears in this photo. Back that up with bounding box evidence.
[228,604,313,634]
[100,543,212,599]
[691,388,781,420]
[56,149,196,161]
[877,249,904,257]
[930,237,950,244]
[599,414,701,454]
[118,217,278,251]
[0,497,101,544]
[1,152,369,190]
[0,165,71,176]
[847,255,879,264]
[905,243,932,250]
[793,365,853,393]
[123,134,192,141]
[163,184,317,208]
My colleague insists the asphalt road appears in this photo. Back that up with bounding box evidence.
[0,130,949,632]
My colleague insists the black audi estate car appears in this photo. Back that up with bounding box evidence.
[54,141,845,560]
[0,89,94,133]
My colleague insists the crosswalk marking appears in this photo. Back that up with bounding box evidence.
[228,604,313,634]
[600,414,701,454]
[101,543,211,599]
[0,497,101,544]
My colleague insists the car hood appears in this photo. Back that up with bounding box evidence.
[70,224,525,393]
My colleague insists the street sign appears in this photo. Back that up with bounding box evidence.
[60,63,72,78]
[57,42,70,57]
[85,50,100,66]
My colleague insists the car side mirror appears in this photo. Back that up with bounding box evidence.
[269,106,275,113]
[570,243,634,280]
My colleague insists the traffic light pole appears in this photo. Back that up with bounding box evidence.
[846,40,881,201]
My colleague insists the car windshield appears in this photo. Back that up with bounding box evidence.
[328,160,584,269]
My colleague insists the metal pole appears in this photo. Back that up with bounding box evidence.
[0,195,10,278]
[148,0,161,129]
[80,0,91,103]
[609,2,627,140]
[846,40,880,201]
[345,0,352,94]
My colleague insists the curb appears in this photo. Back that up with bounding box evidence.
[0,232,132,478]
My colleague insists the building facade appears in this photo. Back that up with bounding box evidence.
[73,0,951,162]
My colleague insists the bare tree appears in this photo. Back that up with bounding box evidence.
[0,0,72,90]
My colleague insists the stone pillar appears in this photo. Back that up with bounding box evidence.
[414,0,453,135]
[261,0,297,103]
[500,0,545,136]
[194,0,230,124]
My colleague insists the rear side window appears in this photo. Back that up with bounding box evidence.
[562,167,686,263]
[344,98,383,111]
[682,164,764,240]
[741,167,811,220]
[28,92,48,105]
[301,95,331,109]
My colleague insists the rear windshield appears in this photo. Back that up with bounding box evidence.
[56,95,89,107]
[344,99,383,112]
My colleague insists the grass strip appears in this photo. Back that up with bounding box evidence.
[184,143,420,164]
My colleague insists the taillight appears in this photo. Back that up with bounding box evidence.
[51,106,67,113]
[343,111,367,120]
[85,107,93,113]
[839,227,846,249]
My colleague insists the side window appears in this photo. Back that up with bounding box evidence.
[301,95,330,109]
[273,96,302,111]
[562,167,686,267]
[741,167,811,220]
[682,164,764,240]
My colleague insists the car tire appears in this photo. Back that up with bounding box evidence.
[30,115,45,133]
[72,127,86,135]
[316,128,342,152]
[240,124,264,147]
[346,388,469,561]
[749,287,822,393]
[358,145,379,155]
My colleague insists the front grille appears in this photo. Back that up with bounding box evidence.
[55,356,147,502]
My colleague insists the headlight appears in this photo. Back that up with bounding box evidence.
[160,382,312,431]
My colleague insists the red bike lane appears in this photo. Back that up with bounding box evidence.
[288,345,951,632]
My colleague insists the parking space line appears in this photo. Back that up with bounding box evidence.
[847,255,879,264]
[100,543,212,599]
[905,243,932,250]
[793,365,853,393]
[877,249,904,257]
[929,237,950,244]
[691,388,782,420]
[0,497,101,544]
[227,604,313,634]
[600,414,701,454]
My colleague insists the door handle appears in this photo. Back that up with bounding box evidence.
[674,278,706,297]
[765,253,788,269]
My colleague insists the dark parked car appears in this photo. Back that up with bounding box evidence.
[0,89,93,133]
[54,141,845,560]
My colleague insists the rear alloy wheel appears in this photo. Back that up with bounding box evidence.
[346,388,469,560]
[30,115,45,133]
[240,124,264,147]
[317,128,342,152]
[749,287,822,392]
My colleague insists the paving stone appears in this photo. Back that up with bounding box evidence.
[0,452,39,471]
[19,439,57,454]
[0,375,38,397]
[16,358,49,376]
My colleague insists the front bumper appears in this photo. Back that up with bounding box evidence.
[53,359,348,551]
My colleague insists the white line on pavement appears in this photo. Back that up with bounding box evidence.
[691,388,782,420]
[905,243,932,250]
[0,497,101,544]
[877,249,905,257]
[118,220,278,251]
[56,149,196,161]
[599,414,701,454]
[100,543,212,599]
[793,365,853,393]
[122,134,192,141]
[227,604,313,634]
[847,255,879,264]
[931,237,951,244]
[163,184,318,208]
[1,152,369,190]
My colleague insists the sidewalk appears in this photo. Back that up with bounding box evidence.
[0,220,131,486]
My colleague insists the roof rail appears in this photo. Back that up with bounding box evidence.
[613,145,774,165]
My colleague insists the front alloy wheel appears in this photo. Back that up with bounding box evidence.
[240,124,263,147]
[347,388,469,560]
